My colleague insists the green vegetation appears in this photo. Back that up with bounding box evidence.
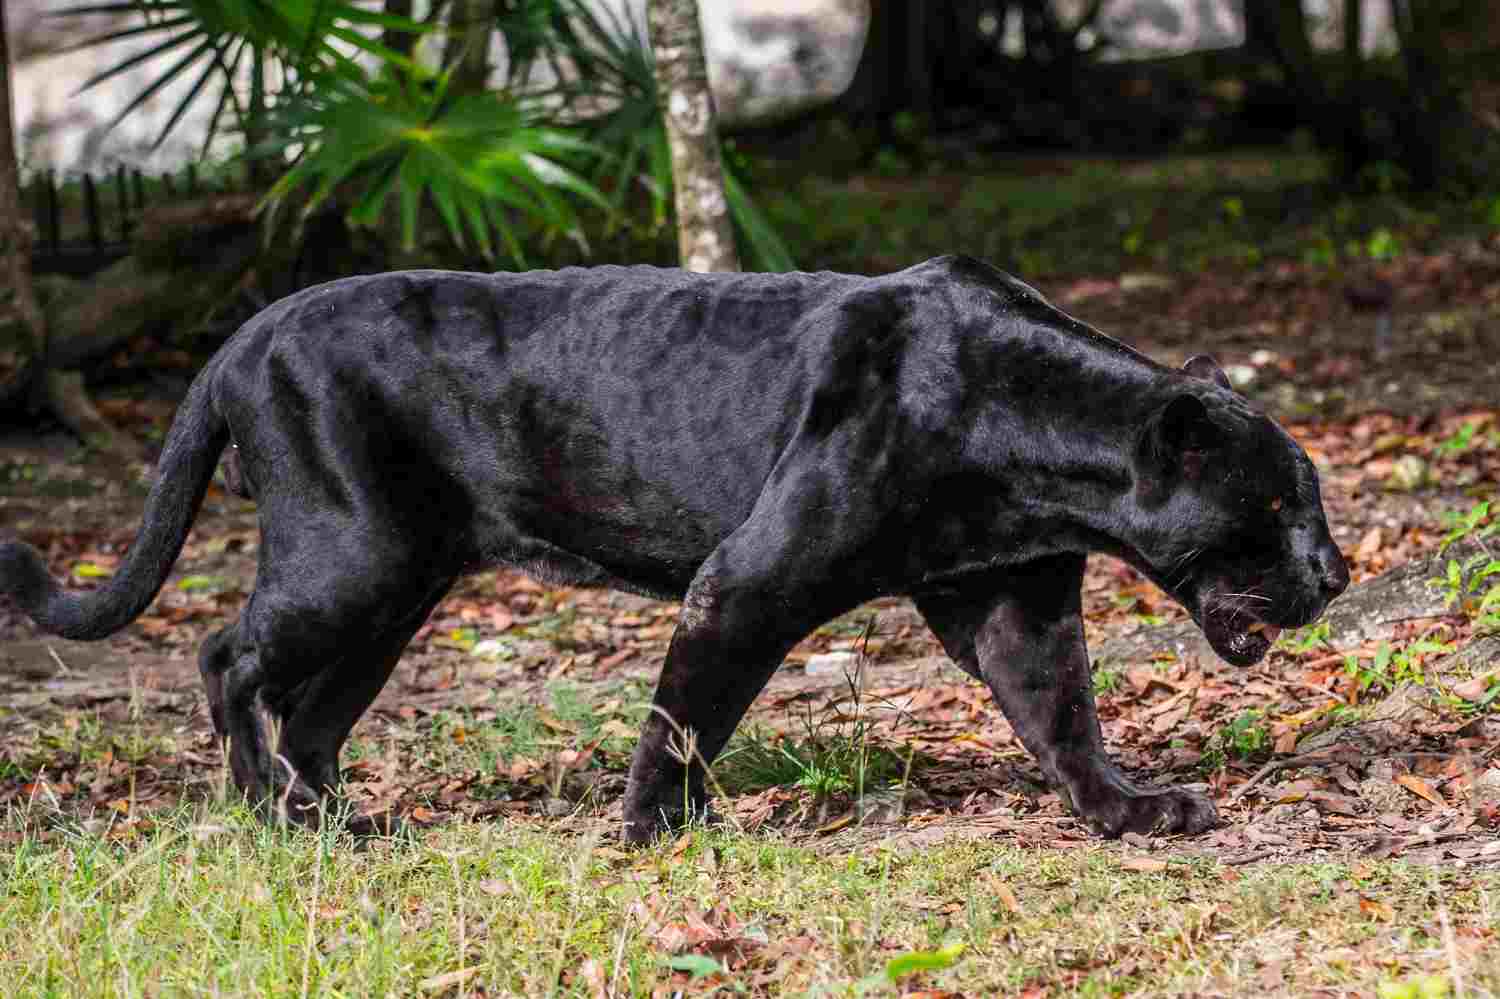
[1435,503,1500,637]
[1,806,1493,997]
[757,151,1499,280]
[1214,709,1272,761]
[1343,639,1456,698]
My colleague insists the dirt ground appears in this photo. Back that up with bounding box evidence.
[2,260,1498,868]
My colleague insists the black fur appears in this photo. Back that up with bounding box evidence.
[0,256,1348,841]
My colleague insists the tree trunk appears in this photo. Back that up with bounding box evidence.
[1,4,134,456]
[443,0,493,95]
[0,0,45,403]
[647,0,739,273]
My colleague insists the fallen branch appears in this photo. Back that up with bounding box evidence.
[1228,750,1341,803]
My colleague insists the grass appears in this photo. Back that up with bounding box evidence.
[758,150,1499,280]
[2,802,1496,997]
[13,670,1492,996]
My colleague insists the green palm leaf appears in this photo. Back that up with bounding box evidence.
[53,0,425,150]
[263,71,608,265]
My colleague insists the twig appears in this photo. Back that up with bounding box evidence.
[1221,849,1277,866]
[1228,751,1338,802]
[1264,677,1345,700]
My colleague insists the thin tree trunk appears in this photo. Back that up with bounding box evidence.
[0,3,134,456]
[647,0,739,273]
[0,1,46,404]
[443,0,493,95]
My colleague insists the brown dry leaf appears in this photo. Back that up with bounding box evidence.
[503,756,543,781]
[815,811,854,835]
[1358,895,1396,922]
[598,719,636,739]
[1394,773,1449,809]
[1355,526,1384,559]
[554,737,604,772]
[1452,670,1499,701]
[478,879,511,896]
[1125,667,1176,696]
[984,874,1023,915]
[652,918,715,953]
[535,710,576,734]
[1119,856,1169,873]
[419,966,480,992]
[1147,690,1196,736]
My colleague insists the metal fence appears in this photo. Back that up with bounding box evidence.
[29,165,236,278]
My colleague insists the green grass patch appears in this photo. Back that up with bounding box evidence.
[1,804,1495,996]
[756,151,1494,280]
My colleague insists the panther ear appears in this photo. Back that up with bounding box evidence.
[1183,354,1232,391]
[1144,393,1222,482]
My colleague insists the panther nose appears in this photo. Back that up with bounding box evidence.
[1318,548,1350,598]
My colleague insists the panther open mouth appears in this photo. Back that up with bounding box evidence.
[1201,608,1282,667]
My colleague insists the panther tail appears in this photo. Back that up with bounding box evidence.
[0,357,230,640]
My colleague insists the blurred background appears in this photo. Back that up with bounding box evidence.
[1,0,1499,446]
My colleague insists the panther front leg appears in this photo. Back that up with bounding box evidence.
[916,554,1218,837]
[623,526,868,845]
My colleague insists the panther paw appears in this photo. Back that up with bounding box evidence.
[1077,785,1220,838]
[621,791,715,846]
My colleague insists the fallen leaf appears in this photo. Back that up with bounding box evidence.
[418,966,479,992]
[1119,856,1169,873]
[987,876,1023,915]
[1394,774,1449,809]
[599,719,636,740]
[554,738,603,772]
[1356,526,1384,559]
[1358,895,1395,922]
[815,811,854,835]
[1451,670,1499,702]
[886,943,965,982]
[536,710,576,734]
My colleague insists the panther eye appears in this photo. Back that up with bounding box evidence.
[1269,496,1283,512]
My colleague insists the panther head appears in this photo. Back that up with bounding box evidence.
[1133,355,1349,667]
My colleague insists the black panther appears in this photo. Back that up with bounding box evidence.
[1,256,1348,842]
